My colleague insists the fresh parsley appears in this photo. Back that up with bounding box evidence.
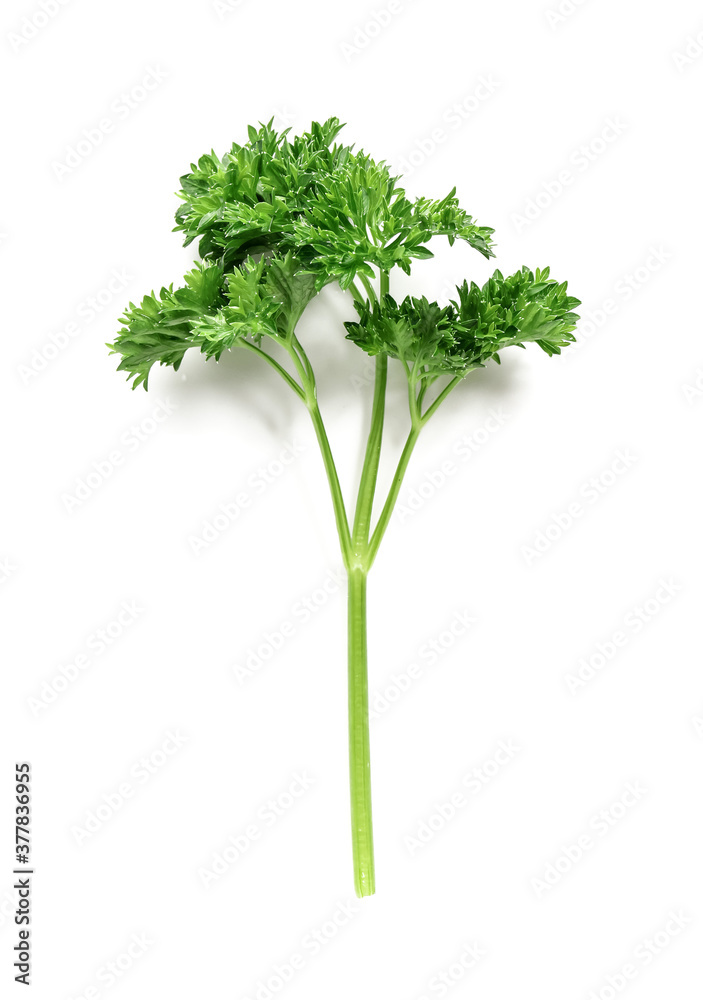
[109,117,580,897]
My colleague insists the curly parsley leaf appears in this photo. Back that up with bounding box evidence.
[265,252,319,336]
[191,252,318,351]
[113,118,576,397]
[345,294,460,376]
[174,118,494,291]
[451,266,581,364]
[108,262,226,389]
[345,266,580,378]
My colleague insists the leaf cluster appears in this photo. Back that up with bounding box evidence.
[174,116,494,289]
[109,262,226,389]
[344,267,581,381]
[109,117,578,391]
[109,253,316,388]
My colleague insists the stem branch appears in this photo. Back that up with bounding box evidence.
[421,375,462,424]
[366,425,421,568]
[240,341,304,400]
[351,354,388,566]
[306,399,352,566]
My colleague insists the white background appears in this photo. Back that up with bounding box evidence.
[2,0,703,997]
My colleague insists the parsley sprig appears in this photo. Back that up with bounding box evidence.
[109,117,579,897]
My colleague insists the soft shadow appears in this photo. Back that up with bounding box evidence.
[163,282,525,494]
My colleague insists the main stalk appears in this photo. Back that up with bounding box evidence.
[347,567,374,896]
[291,271,448,897]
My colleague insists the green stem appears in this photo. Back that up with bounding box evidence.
[283,336,353,566]
[240,340,304,400]
[421,375,462,424]
[407,359,422,427]
[345,352,387,898]
[365,372,464,568]
[348,567,374,896]
[416,378,430,412]
[306,398,352,566]
[291,334,315,384]
[243,279,465,897]
[345,273,389,896]
[360,273,378,304]
[349,279,366,302]
[351,355,388,566]
[366,425,421,568]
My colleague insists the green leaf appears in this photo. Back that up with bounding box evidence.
[345,294,458,376]
[344,267,580,379]
[108,262,226,389]
[192,257,280,350]
[451,266,581,365]
[265,252,318,336]
[114,118,578,394]
[173,117,494,290]
[191,252,318,353]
